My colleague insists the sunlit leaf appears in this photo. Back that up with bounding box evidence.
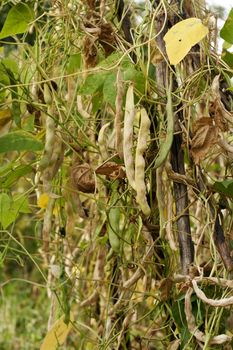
[37,193,49,209]
[0,193,13,229]
[0,193,30,229]
[164,18,208,65]
[0,3,34,40]
[222,50,233,69]
[220,9,233,44]
[40,313,74,350]
[37,193,60,216]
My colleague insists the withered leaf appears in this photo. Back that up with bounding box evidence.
[210,75,232,130]
[0,108,12,127]
[83,36,98,68]
[95,162,125,179]
[191,117,219,164]
[209,100,228,131]
[71,163,95,193]
[159,277,173,301]
[99,23,115,56]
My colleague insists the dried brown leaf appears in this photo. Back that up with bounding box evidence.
[191,117,219,164]
[99,23,115,56]
[159,277,173,301]
[210,75,232,130]
[83,36,98,68]
[96,162,121,175]
[96,162,125,179]
[71,163,95,193]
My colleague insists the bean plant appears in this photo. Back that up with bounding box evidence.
[0,0,233,349]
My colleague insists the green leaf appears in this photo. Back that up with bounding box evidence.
[92,93,103,113]
[171,299,187,330]
[222,41,233,50]
[103,72,117,107]
[0,58,18,77]
[213,179,233,198]
[2,164,33,188]
[78,52,129,95]
[0,193,15,229]
[12,195,31,214]
[222,50,233,69]
[0,162,13,177]
[0,3,34,40]
[123,67,145,93]
[0,59,17,86]
[220,9,233,44]
[0,60,21,126]
[98,52,122,69]
[78,72,107,95]
[0,131,43,153]
[180,326,192,349]
[66,53,81,74]
[0,193,31,229]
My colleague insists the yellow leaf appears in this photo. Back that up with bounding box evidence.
[37,193,49,209]
[164,18,208,65]
[37,193,60,216]
[0,108,12,127]
[40,313,74,350]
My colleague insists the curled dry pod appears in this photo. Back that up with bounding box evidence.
[71,163,95,193]
[135,108,151,216]
[123,84,136,190]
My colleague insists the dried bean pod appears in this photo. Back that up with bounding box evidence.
[154,81,174,169]
[43,83,52,105]
[107,181,121,252]
[135,108,151,216]
[39,106,56,170]
[98,122,110,161]
[123,84,136,190]
[115,68,124,159]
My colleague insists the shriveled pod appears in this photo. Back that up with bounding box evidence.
[123,84,136,190]
[135,108,151,216]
